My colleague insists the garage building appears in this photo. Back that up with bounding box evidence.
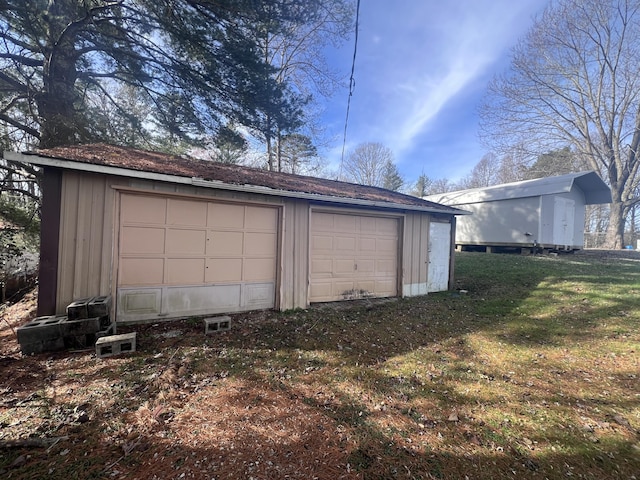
[6,144,466,323]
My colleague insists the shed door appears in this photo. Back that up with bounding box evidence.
[117,193,278,322]
[309,212,398,302]
[553,197,575,247]
[427,222,451,292]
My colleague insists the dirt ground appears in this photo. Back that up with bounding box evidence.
[0,289,366,479]
[1,249,638,479]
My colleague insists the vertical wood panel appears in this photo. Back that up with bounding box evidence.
[37,167,62,316]
[279,199,308,310]
[57,171,79,312]
[57,172,119,313]
[401,213,431,297]
[401,213,412,291]
[420,214,429,284]
[411,214,421,285]
[295,201,309,308]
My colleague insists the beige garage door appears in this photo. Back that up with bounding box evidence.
[310,212,398,303]
[117,193,278,322]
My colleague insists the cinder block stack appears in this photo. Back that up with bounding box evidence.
[17,296,115,355]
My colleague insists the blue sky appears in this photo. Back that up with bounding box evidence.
[320,0,549,184]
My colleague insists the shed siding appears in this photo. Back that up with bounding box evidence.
[401,212,429,296]
[455,196,540,246]
[57,171,122,313]
[280,198,309,310]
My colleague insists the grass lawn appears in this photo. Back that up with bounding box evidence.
[0,251,639,479]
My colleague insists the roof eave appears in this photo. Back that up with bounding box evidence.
[6,151,468,216]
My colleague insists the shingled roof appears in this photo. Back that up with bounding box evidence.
[15,143,464,214]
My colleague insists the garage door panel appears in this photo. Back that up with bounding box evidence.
[357,259,375,273]
[359,237,376,252]
[166,229,206,255]
[359,216,376,232]
[334,281,355,296]
[335,214,357,232]
[335,236,356,252]
[377,218,398,234]
[243,283,275,307]
[166,284,241,312]
[355,280,375,293]
[311,259,332,275]
[375,279,396,295]
[244,232,277,255]
[119,289,161,315]
[167,198,207,226]
[376,237,397,253]
[312,235,333,251]
[206,258,242,282]
[246,205,278,230]
[312,212,334,228]
[167,258,205,284]
[208,203,245,229]
[121,195,166,224]
[120,258,164,286]
[208,231,243,255]
[376,259,397,275]
[121,226,165,254]
[309,282,332,302]
[334,259,355,274]
[244,258,276,281]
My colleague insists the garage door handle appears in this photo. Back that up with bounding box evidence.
[354,263,357,270]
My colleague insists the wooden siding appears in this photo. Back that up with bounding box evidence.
[280,199,309,310]
[401,212,430,297]
[56,171,121,313]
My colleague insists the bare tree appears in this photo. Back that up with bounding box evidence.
[342,142,396,188]
[457,153,501,189]
[480,0,640,248]
[249,0,353,171]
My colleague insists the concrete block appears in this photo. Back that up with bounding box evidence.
[20,337,66,356]
[88,296,111,318]
[60,316,103,336]
[95,321,116,339]
[67,297,94,320]
[96,332,136,358]
[17,315,66,344]
[204,316,231,334]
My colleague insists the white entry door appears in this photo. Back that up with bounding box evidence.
[427,222,451,292]
[553,197,575,247]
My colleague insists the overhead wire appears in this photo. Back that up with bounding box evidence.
[338,0,361,178]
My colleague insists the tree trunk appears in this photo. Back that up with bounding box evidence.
[266,134,273,171]
[276,130,282,172]
[38,49,79,148]
[604,200,625,249]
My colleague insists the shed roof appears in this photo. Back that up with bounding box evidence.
[5,143,465,215]
[424,171,611,206]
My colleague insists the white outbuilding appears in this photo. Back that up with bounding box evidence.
[424,172,611,253]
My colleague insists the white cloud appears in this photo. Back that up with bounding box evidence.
[347,0,546,166]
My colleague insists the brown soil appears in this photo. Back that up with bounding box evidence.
[0,291,360,479]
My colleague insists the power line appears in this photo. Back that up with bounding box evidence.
[338,0,361,177]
